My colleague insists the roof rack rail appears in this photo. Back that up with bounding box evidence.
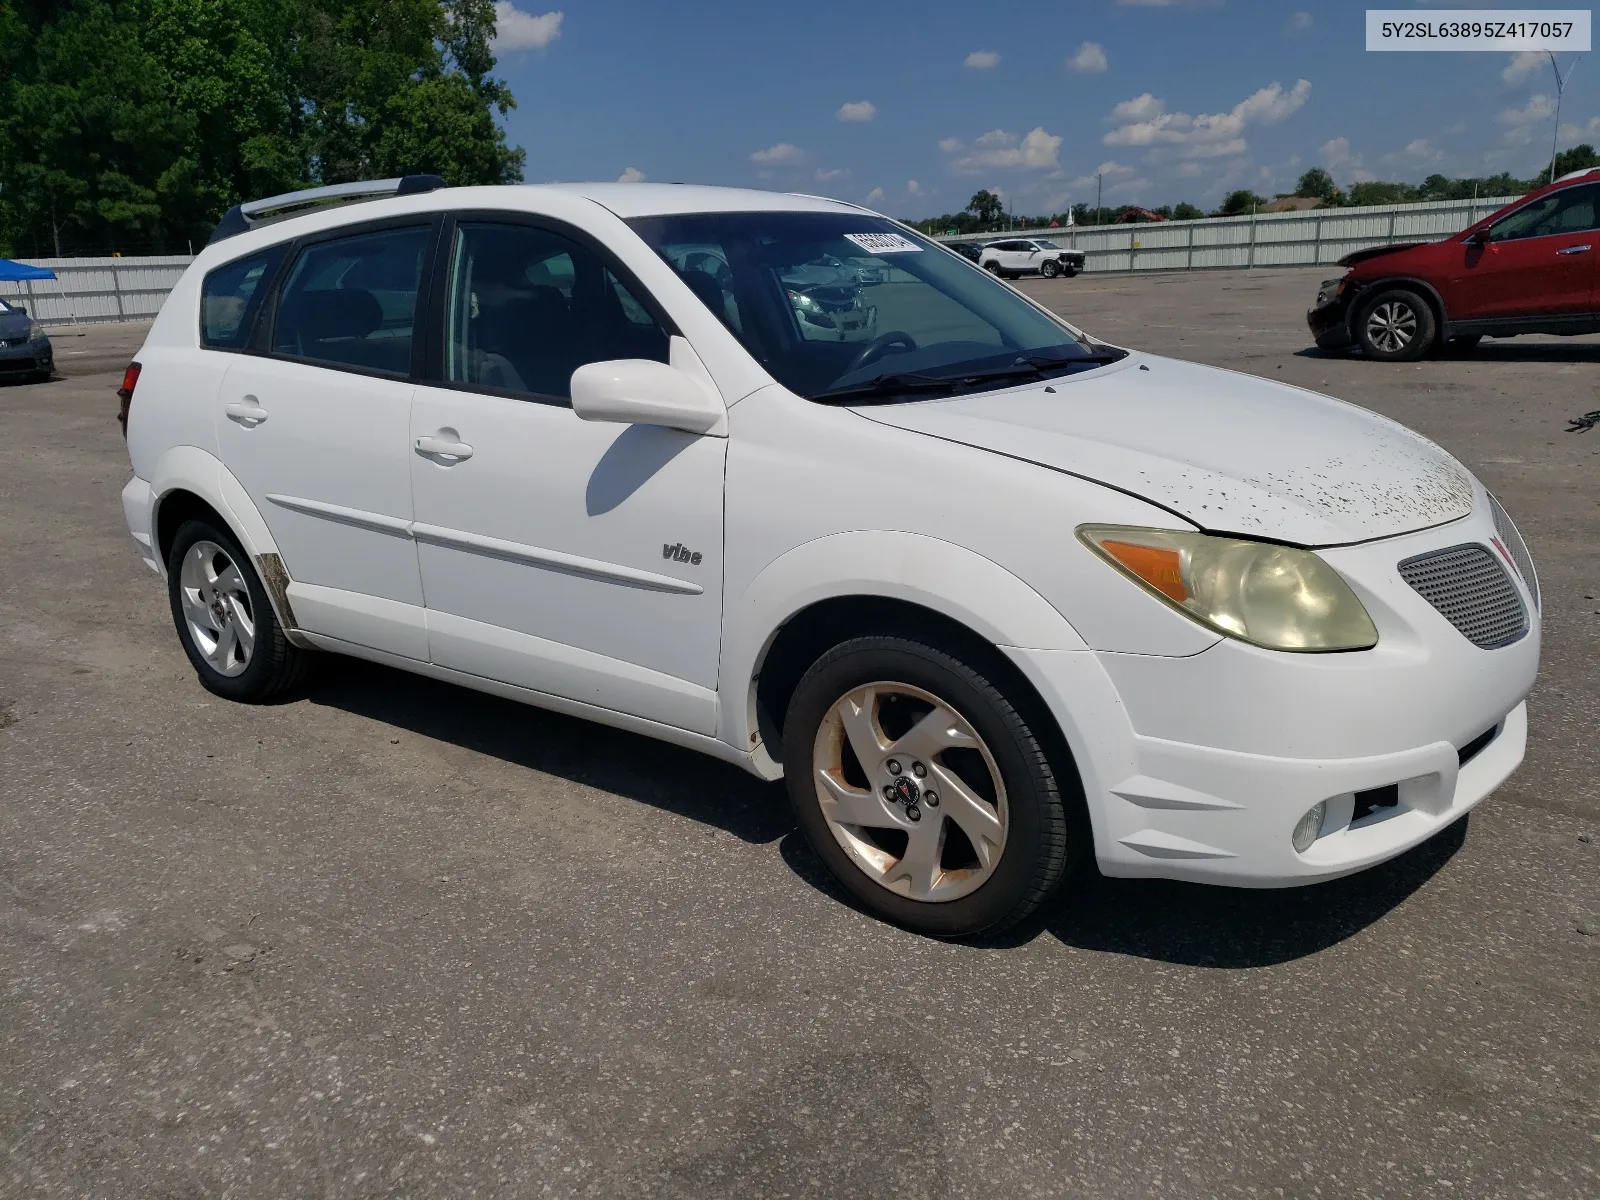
[206,174,446,245]
[1554,165,1600,184]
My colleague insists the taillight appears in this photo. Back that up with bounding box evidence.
[117,362,141,437]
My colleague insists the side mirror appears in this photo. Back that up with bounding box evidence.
[570,359,727,437]
[9,302,25,315]
[1466,227,1491,246]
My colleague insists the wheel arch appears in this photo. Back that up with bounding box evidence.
[720,531,1088,775]
[1350,276,1450,338]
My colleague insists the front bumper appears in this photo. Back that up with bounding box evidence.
[1006,505,1539,887]
[0,338,52,374]
[1307,292,1354,349]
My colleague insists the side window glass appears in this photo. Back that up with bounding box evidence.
[445,223,669,400]
[1491,185,1600,241]
[270,227,429,374]
[201,247,283,349]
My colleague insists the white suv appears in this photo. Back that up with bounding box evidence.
[120,177,1539,937]
[979,238,1086,279]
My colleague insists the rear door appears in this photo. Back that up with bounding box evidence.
[216,218,437,660]
[1448,182,1599,320]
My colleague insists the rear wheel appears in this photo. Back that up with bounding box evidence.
[1040,259,1061,279]
[783,634,1076,938]
[167,519,313,702]
[1356,288,1436,361]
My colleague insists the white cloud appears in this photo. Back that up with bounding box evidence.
[938,137,964,153]
[493,4,563,51]
[1498,94,1556,144]
[814,167,850,182]
[1502,51,1546,85]
[865,187,886,204]
[837,100,877,122]
[616,166,645,183]
[1103,79,1310,159]
[1320,137,1364,176]
[1558,115,1600,141]
[1068,42,1108,73]
[965,50,1000,69]
[1403,138,1444,163]
[907,179,923,196]
[1286,11,1313,35]
[951,127,1063,172]
[750,142,806,165]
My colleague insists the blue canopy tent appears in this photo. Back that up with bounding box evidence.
[0,259,68,324]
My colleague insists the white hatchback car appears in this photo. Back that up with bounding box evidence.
[120,177,1540,937]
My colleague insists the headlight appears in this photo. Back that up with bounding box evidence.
[1078,525,1379,652]
[27,320,46,342]
[1314,277,1348,307]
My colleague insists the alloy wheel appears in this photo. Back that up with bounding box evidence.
[178,540,256,677]
[1365,301,1417,354]
[812,681,1008,902]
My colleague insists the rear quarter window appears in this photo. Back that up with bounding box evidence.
[200,248,284,349]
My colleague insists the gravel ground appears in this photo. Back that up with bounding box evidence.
[2,270,1597,1198]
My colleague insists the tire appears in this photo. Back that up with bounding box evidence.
[166,518,313,702]
[1356,288,1436,361]
[1040,259,1061,279]
[1061,266,1079,278]
[984,261,1002,275]
[783,633,1077,938]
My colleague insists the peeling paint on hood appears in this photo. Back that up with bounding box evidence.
[853,354,1475,546]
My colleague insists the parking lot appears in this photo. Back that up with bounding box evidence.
[2,266,1597,1198]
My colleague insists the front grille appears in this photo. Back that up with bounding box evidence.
[1,336,27,348]
[1399,544,1528,649]
[0,356,36,372]
[1487,493,1539,610]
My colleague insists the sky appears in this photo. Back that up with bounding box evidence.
[487,0,1600,217]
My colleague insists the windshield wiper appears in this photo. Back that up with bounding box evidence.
[940,350,1127,386]
[811,372,962,405]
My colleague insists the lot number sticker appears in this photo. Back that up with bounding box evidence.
[844,232,923,255]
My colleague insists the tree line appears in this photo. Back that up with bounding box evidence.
[0,0,524,258]
[910,147,1600,234]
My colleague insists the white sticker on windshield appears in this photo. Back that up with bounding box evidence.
[843,232,923,255]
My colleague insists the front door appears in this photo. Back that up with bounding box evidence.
[408,218,727,734]
[1448,182,1600,320]
[216,220,435,659]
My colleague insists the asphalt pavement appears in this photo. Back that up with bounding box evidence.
[2,268,1597,1198]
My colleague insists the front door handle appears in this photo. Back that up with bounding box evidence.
[1556,244,1592,255]
[225,398,269,426]
[415,434,474,461]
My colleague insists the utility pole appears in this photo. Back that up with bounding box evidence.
[1548,53,1582,185]
[1095,173,1102,225]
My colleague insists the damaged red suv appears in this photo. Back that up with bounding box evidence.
[1308,166,1600,361]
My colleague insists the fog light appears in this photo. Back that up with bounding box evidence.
[1292,801,1327,853]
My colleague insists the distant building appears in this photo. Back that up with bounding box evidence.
[1262,196,1324,213]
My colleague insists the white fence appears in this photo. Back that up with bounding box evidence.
[0,195,1526,326]
[938,196,1519,273]
[0,256,193,326]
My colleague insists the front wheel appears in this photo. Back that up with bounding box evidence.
[984,261,1002,275]
[1356,288,1436,361]
[783,634,1076,938]
[1040,259,1061,279]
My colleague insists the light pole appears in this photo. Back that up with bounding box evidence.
[1548,52,1582,185]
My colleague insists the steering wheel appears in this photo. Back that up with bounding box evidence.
[845,330,918,375]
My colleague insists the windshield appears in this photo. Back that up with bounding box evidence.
[627,212,1108,401]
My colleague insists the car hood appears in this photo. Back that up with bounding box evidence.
[0,313,32,339]
[1337,241,1434,267]
[853,354,1475,545]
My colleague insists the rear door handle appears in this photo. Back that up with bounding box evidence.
[415,435,474,461]
[1557,244,1592,255]
[225,398,269,425]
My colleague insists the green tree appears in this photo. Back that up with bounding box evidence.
[1533,143,1599,187]
[966,188,1003,227]
[1294,167,1337,201]
[1215,190,1266,216]
[0,0,524,257]
[1171,202,1205,221]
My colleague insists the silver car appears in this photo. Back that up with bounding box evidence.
[0,297,53,382]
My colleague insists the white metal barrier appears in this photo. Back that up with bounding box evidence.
[937,196,1519,273]
[0,256,193,326]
